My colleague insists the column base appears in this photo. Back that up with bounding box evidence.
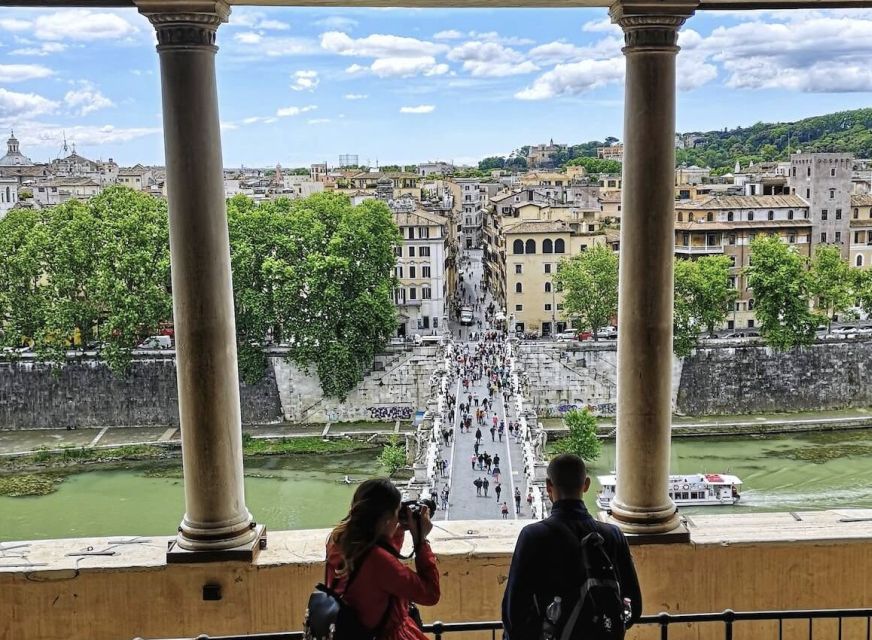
[167,524,267,563]
[598,511,689,544]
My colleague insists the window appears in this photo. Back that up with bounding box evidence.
[821,232,827,243]
[525,239,536,254]
[748,211,754,221]
[545,303,552,311]
[543,239,553,253]
[789,234,796,244]
[806,189,810,198]
[855,208,860,219]
[804,210,810,219]
[513,239,524,254]
[857,255,864,267]
[409,246,416,257]
[836,209,842,220]
[419,246,431,257]
[555,239,565,253]
[422,287,432,300]
[707,212,714,222]
[830,189,836,199]
[515,304,523,311]
[748,298,755,311]
[545,282,552,293]
[728,234,736,245]
[768,210,774,221]
[556,303,564,310]
[831,168,836,177]
[727,211,734,222]
[729,255,736,267]
[418,226,429,239]
[544,264,552,274]
[515,282,523,293]
[433,317,438,328]
[857,232,863,244]
[792,167,796,177]
[394,246,403,257]
[822,209,828,221]
[409,266,416,278]
[788,210,794,220]
[422,266,431,278]
[807,166,811,177]
[515,264,523,274]
[728,276,736,289]
[409,287,417,300]
[836,232,842,243]
[396,266,403,278]
[689,213,695,222]
[678,212,684,222]
[748,319,755,328]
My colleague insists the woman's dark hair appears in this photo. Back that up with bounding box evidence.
[330,478,401,574]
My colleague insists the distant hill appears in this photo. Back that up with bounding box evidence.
[677,108,872,174]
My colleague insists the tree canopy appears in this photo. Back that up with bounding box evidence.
[672,255,735,356]
[564,156,622,174]
[554,245,618,339]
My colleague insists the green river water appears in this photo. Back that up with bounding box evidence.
[3,429,872,542]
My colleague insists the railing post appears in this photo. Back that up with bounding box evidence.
[659,612,671,640]
[432,621,444,640]
[724,608,735,640]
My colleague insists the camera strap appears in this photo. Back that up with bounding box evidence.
[377,539,415,561]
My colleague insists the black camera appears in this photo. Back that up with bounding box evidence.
[400,498,436,524]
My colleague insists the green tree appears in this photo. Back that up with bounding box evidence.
[809,244,853,326]
[745,235,817,350]
[478,156,506,171]
[553,408,601,461]
[554,245,618,340]
[673,258,699,358]
[506,156,528,170]
[565,156,622,174]
[378,436,407,475]
[694,255,736,335]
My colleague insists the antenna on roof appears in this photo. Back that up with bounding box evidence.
[62,131,69,155]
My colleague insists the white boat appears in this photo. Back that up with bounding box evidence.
[597,473,742,509]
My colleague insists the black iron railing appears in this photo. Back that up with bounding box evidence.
[139,608,872,640]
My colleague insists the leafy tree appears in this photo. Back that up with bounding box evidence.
[553,409,601,461]
[378,436,407,475]
[554,245,618,340]
[854,269,872,318]
[478,156,506,171]
[809,244,853,326]
[673,258,699,358]
[565,156,622,174]
[672,256,735,357]
[506,156,527,170]
[745,235,817,350]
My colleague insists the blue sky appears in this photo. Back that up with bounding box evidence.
[1,6,872,167]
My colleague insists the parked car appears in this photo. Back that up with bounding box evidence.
[137,335,173,350]
[555,331,578,341]
[595,325,618,340]
[578,330,593,341]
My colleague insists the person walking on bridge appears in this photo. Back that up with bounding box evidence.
[495,481,502,503]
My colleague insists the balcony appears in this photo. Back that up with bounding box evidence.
[675,244,725,254]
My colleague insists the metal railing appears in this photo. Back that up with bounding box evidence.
[139,608,872,640]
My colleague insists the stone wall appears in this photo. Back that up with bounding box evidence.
[678,337,872,415]
[0,355,282,429]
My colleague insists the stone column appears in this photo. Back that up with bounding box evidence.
[607,1,696,536]
[137,1,257,552]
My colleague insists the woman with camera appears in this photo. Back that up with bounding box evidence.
[326,478,440,640]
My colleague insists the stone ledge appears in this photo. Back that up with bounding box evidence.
[2,509,871,574]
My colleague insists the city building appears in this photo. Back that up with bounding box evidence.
[0,131,33,167]
[32,176,102,206]
[392,208,448,337]
[675,195,812,329]
[418,161,454,176]
[675,164,710,185]
[597,143,624,161]
[450,177,487,250]
[849,194,872,269]
[526,139,567,168]
[0,177,19,217]
[788,153,853,259]
[117,164,155,191]
[310,162,328,182]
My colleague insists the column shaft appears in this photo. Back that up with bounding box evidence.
[142,4,256,551]
[608,7,693,534]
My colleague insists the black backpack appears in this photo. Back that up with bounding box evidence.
[540,518,627,640]
[304,547,391,640]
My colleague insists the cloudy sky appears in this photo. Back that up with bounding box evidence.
[1,6,871,167]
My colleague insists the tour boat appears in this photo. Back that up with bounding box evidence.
[596,473,742,509]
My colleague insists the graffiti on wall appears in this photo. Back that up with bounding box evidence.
[536,401,617,417]
[367,405,414,421]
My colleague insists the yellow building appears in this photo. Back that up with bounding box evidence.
[849,194,872,269]
[675,195,812,330]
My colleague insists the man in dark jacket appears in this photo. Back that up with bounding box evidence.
[501,454,642,640]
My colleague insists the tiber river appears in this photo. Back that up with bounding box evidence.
[3,428,872,542]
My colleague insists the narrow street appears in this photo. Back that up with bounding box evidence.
[434,249,533,521]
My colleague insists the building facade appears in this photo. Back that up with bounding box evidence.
[788,153,853,259]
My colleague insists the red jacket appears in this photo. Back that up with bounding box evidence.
[326,528,440,640]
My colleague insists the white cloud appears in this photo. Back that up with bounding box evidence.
[346,64,367,75]
[19,123,160,147]
[291,70,320,91]
[346,57,448,78]
[221,121,239,131]
[229,11,290,31]
[400,105,435,114]
[0,18,32,32]
[234,32,262,45]
[320,31,447,58]
[582,17,621,33]
[344,93,368,100]
[433,29,463,40]
[0,64,53,82]
[276,105,317,117]
[315,16,359,30]
[467,31,535,46]
[515,58,624,100]
[34,10,138,41]
[64,83,114,115]
[242,116,278,125]
[307,118,331,124]
[10,42,67,57]
[0,88,57,118]
[676,29,717,91]
[447,41,537,77]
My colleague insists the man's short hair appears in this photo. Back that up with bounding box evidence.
[546,454,587,494]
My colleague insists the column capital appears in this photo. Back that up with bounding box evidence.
[135,1,230,49]
[609,0,698,51]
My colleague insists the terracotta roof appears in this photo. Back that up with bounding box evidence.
[35,177,100,188]
[598,191,622,203]
[851,194,872,207]
[676,195,808,210]
[504,220,570,234]
[394,208,445,227]
[675,219,811,231]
